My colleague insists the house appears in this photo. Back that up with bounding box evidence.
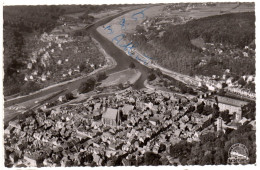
[122,158,131,166]
[248,120,256,130]
[122,104,134,115]
[226,77,233,85]
[101,132,113,142]
[109,141,124,151]
[206,84,216,91]
[174,129,181,137]
[94,103,101,111]
[24,153,41,167]
[106,150,117,158]
[9,120,21,130]
[101,108,122,127]
[4,126,14,135]
[149,117,160,126]
[58,96,66,102]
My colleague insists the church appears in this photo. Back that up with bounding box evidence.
[101,108,122,127]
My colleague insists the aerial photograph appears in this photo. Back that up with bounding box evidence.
[3,2,256,167]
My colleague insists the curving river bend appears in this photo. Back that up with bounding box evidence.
[4,6,151,108]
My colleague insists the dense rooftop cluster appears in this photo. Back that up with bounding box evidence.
[4,88,255,167]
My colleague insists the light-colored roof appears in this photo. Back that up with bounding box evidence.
[94,103,101,110]
[122,104,134,114]
[217,96,248,107]
[249,120,256,130]
[102,108,118,120]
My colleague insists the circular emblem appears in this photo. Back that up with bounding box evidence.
[227,143,250,164]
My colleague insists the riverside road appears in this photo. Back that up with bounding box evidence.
[4,6,151,108]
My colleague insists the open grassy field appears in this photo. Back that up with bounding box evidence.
[97,5,164,36]
[90,9,122,20]
[164,3,254,19]
[63,12,85,19]
[97,3,254,40]
[100,68,141,87]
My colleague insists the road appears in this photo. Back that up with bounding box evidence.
[86,10,151,89]
[4,6,152,108]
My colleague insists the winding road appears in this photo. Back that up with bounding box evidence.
[4,6,151,109]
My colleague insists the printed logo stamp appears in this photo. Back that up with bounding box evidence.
[227,143,250,164]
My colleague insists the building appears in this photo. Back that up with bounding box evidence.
[217,96,248,118]
[199,95,248,121]
[101,108,122,127]
[24,153,42,167]
[122,104,134,115]
[216,117,223,131]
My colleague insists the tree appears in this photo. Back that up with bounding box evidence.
[190,142,204,159]
[200,132,216,144]
[79,12,94,23]
[106,160,115,166]
[129,62,136,69]
[20,81,42,95]
[187,87,195,94]
[155,68,162,77]
[118,83,124,90]
[78,78,96,94]
[65,92,74,101]
[238,77,246,86]
[232,75,239,83]
[170,140,191,158]
[136,25,145,33]
[218,89,225,96]
[85,154,93,163]
[180,85,187,94]
[202,105,213,116]
[96,72,107,82]
[147,73,156,81]
[200,153,213,165]
[143,152,161,166]
[73,30,88,37]
[160,156,170,165]
[222,83,228,88]
[220,111,231,122]
[196,102,204,114]
[245,82,255,93]
[79,63,86,72]
[159,144,166,153]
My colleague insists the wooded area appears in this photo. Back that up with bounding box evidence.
[3,6,64,95]
[128,12,255,77]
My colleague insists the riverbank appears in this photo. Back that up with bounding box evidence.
[4,36,117,108]
[4,5,152,108]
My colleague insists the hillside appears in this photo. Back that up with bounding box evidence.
[127,12,255,77]
[3,5,126,96]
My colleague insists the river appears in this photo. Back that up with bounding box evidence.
[4,6,151,108]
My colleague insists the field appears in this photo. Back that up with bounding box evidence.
[89,9,122,20]
[190,37,205,48]
[164,3,254,19]
[97,5,164,41]
[97,2,254,40]
[100,68,141,87]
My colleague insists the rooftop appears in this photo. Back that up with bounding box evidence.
[217,96,248,107]
[102,108,118,120]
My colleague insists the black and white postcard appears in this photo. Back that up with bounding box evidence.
[1,0,258,169]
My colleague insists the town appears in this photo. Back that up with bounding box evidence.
[4,86,255,166]
[3,2,256,168]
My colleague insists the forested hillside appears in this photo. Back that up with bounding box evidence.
[128,12,255,77]
[3,6,65,95]
[3,5,139,96]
